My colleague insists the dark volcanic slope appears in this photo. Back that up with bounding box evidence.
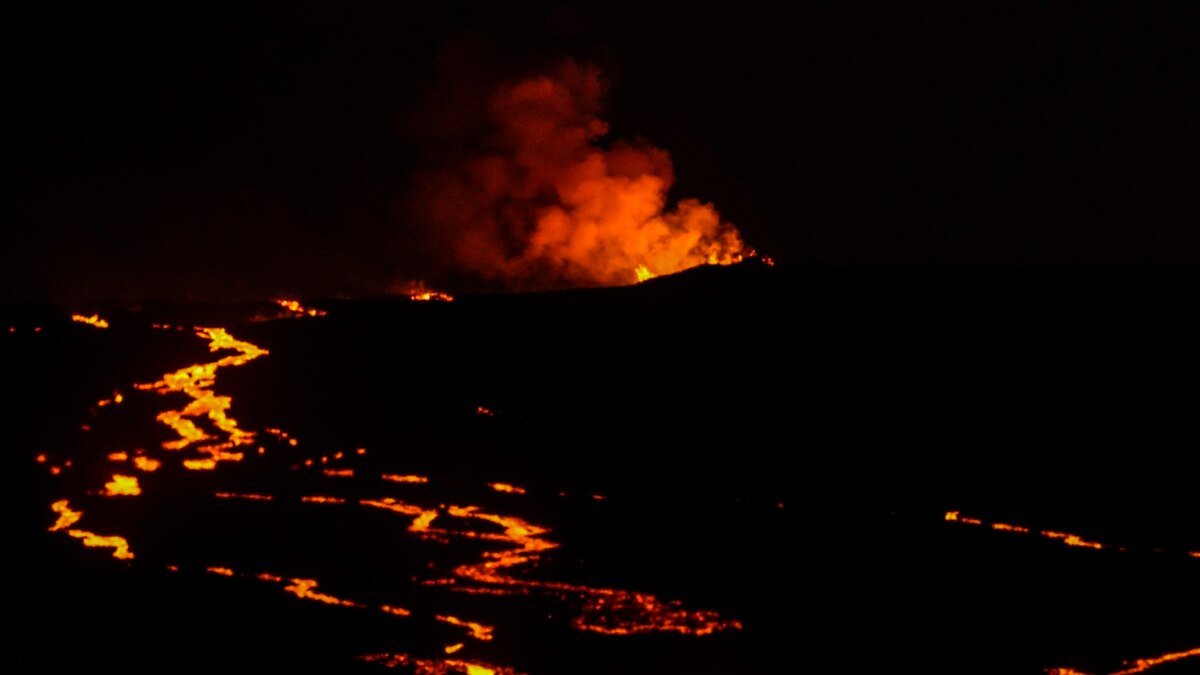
[6,264,1199,674]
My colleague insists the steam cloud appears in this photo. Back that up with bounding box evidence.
[407,61,747,289]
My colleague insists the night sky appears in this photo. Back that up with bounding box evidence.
[7,2,1199,302]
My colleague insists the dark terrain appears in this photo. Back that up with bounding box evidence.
[6,263,1199,674]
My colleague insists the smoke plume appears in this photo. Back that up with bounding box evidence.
[406,61,747,289]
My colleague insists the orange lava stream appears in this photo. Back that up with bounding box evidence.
[134,327,267,467]
[214,492,273,502]
[360,653,522,675]
[71,314,109,328]
[281,577,366,608]
[437,615,495,641]
[48,500,133,560]
[52,316,741,670]
[945,511,1130,554]
[375,501,743,637]
[302,495,347,504]
[1047,646,1200,675]
[488,483,526,495]
[383,473,430,484]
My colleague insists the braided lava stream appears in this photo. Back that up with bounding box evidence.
[39,307,741,674]
[35,305,1198,674]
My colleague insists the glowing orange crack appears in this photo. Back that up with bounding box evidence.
[383,473,429,484]
[359,653,521,675]
[1047,646,1200,675]
[946,511,1115,553]
[215,492,273,502]
[302,495,347,504]
[282,577,365,608]
[437,615,494,641]
[488,483,526,495]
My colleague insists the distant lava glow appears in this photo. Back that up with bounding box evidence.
[406,281,455,302]
[943,510,1162,555]
[275,299,327,317]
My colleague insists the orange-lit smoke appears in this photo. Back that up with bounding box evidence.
[409,61,747,289]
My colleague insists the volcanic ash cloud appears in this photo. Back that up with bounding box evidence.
[408,61,747,289]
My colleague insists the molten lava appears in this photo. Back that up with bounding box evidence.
[134,327,267,468]
[1047,646,1200,675]
[71,314,109,328]
[275,299,327,317]
[48,500,133,560]
[102,474,141,496]
[407,282,455,302]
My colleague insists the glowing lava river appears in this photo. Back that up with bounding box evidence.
[7,285,1198,674]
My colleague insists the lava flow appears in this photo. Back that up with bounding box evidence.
[39,313,743,674]
[944,510,1199,559]
[134,327,268,467]
[71,313,110,329]
[1046,646,1200,675]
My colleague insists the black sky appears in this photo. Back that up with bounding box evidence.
[6,2,1199,302]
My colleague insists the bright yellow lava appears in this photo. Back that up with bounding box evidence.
[135,327,267,468]
[71,314,109,329]
[102,474,141,496]
[48,500,133,560]
[133,456,161,472]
